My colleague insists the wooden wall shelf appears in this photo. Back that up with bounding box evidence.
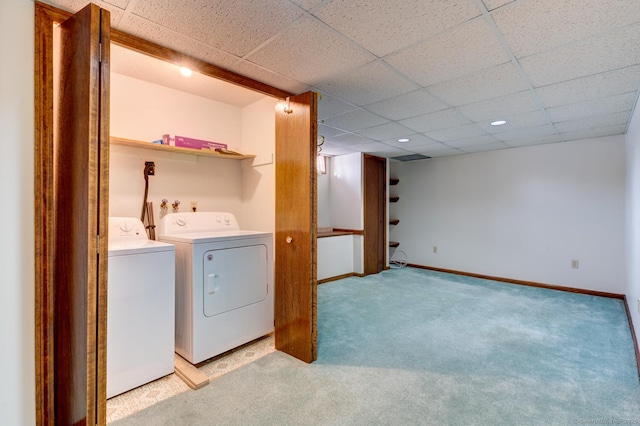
[390,178,399,185]
[389,219,399,225]
[389,241,400,248]
[389,196,399,203]
[110,136,256,160]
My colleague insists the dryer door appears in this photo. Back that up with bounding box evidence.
[202,245,268,317]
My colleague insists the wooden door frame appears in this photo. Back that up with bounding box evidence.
[34,2,309,423]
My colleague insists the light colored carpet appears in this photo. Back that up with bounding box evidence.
[113,267,640,425]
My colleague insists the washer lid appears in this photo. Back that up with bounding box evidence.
[108,217,174,255]
[108,239,174,256]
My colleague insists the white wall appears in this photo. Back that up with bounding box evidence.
[330,152,363,229]
[317,157,331,228]
[241,97,277,233]
[110,73,273,230]
[625,104,640,346]
[0,0,36,424]
[110,74,242,150]
[391,137,626,294]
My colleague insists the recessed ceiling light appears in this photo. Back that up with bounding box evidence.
[397,138,410,143]
[490,120,507,126]
[179,67,193,77]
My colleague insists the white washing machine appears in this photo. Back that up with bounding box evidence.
[158,212,273,365]
[107,217,175,398]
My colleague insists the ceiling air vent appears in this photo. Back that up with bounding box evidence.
[391,154,431,162]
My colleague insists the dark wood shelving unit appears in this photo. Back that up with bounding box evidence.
[389,179,399,249]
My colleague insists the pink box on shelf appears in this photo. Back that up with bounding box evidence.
[171,135,227,150]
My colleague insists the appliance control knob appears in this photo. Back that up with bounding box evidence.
[207,254,213,261]
[176,217,186,226]
[216,215,222,223]
[224,216,230,224]
[118,221,131,233]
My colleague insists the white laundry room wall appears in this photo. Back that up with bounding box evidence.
[390,136,626,294]
[110,72,273,230]
[241,96,277,233]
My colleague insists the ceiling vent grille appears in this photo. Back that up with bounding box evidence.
[391,154,431,162]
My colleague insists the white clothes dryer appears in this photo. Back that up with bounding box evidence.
[107,217,175,398]
[158,212,274,365]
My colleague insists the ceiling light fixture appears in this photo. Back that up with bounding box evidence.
[397,138,410,143]
[490,120,507,126]
[179,67,193,77]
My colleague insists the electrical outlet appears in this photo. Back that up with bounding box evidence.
[433,246,438,254]
[571,259,579,269]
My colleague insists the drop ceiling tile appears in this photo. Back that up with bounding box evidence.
[381,133,439,149]
[519,23,640,87]
[482,0,515,11]
[494,0,640,59]
[426,124,487,142]
[385,18,510,87]
[313,0,480,57]
[428,63,528,106]
[535,66,640,108]
[245,16,373,86]
[560,124,627,142]
[117,14,241,70]
[288,0,325,11]
[328,133,376,147]
[400,109,470,133]
[457,90,539,122]
[421,148,465,157]
[459,142,509,153]
[131,0,303,57]
[45,0,125,24]
[322,109,390,132]
[228,60,311,95]
[350,142,406,154]
[318,124,349,139]
[376,150,418,159]
[415,142,459,153]
[553,111,630,134]
[493,124,557,141]
[105,0,129,8]
[477,110,549,133]
[316,61,416,106]
[444,134,502,148]
[364,90,448,121]
[546,92,637,123]
[356,123,415,141]
[504,134,562,147]
[320,143,356,156]
[318,93,359,120]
